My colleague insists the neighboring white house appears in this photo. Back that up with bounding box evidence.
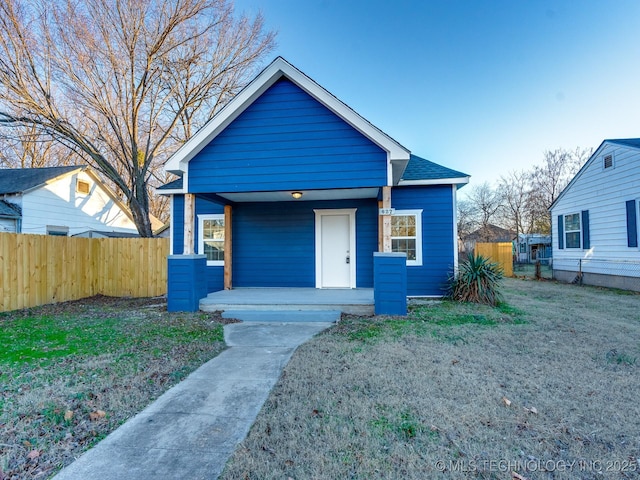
[0,166,146,236]
[550,138,640,291]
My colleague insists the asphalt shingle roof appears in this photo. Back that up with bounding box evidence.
[606,138,640,149]
[0,200,20,218]
[157,177,183,191]
[401,155,469,181]
[0,166,82,194]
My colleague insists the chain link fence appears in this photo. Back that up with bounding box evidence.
[552,258,640,292]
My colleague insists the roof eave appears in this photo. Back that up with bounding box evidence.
[398,176,470,187]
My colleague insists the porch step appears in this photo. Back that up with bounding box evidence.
[221,310,341,323]
[199,288,375,316]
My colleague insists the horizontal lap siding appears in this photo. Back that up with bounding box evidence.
[188,79,387,193]
[392,186,454,296]
[551,143,640,275]
[171,194,225,292]
[233,199,378,288]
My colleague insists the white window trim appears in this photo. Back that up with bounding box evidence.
[198,214,224,266]
[564,212,581,249]
[392,209,423,266]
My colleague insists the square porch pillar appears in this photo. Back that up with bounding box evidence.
[373,252,407,316]
[167,254,207,312]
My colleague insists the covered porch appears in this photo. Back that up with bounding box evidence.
[200,287,375,315]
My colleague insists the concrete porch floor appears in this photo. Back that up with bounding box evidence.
[200,288,374,315]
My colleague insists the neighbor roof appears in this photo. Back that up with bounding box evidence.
[0,166,82,194]
[0,200,21,218]
[399,155,469,186]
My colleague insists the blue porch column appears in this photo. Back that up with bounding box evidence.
[373,252,407,315]
[167,254,207,312]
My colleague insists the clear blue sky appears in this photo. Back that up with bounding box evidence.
[234,0,640,192]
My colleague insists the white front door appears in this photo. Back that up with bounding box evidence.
[315,209,356,288]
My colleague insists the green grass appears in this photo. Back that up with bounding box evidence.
[342,300,526,346]
[0,313,223,365]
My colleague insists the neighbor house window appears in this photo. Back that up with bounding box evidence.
[46,225,69,236]
[198,214,224,265]
[391,209,422,266]
[564,213,581,248]
[76,179,90,194]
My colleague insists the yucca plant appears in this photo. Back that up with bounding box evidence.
[448,252,504,305]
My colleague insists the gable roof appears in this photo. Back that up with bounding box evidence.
[550,137,640,210]
[0,200,21,218]
[164,57,411,185]
[399,155,469,186]
[0,166,82,194]
[606,138,640,149]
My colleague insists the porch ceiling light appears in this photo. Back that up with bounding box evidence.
[291,191,303,199]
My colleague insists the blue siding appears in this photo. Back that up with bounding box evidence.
[392,185,455,296]
[172,194,225,292]
[167,255,208,312]
[374,253,408,315]
[233,199,378,288]
[188,78,388,193]
[172,195,184,255]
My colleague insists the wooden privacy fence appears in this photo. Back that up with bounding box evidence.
[0,233,169,312]
[475,242,514,277]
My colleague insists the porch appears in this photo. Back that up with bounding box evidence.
[200,288,375,315]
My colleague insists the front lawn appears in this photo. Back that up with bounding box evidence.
[0,296,229,479]
[221,278,640,480]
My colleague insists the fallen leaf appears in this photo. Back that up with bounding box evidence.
[284,459,294,466]
[89,410,106,421]
[27,450,40,460]
[23,440,32,448]
[64,410,74,421]
[502,396,512,407]
[451,359,459,365]
[512,472,528,480]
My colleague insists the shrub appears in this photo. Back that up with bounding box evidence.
[448,252,504,305]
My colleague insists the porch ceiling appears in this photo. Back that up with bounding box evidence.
[218,187,379,203]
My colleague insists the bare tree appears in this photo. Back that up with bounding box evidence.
[527,147,590,233]
[465,182,504,241]
[497,170,532,240]
[0,125,76,168]
[0,0,275,236]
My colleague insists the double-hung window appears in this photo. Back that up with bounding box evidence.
[198,214,224,265]
[564,213,581,249]
[391,209,423,266]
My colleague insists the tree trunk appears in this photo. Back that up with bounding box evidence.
[128,194,154,237]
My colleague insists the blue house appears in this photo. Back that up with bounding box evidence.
[160,57,469,312]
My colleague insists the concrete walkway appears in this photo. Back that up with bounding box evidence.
[53,312,336,480]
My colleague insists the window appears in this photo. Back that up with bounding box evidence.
[603,154,613,169]
[519,243,526,254]
[46,225,69,236]
[564,213,581,248]
[76,179,90,194]
[391,209,422,266]
[198,214,224,265]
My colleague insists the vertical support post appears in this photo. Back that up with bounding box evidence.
[377,200,383,251]
[382,186,392,252]
[224,204,232,290]
[183,193,195,255]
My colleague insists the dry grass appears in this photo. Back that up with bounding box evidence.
[0,296,230,479]
[221,278,640,480]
